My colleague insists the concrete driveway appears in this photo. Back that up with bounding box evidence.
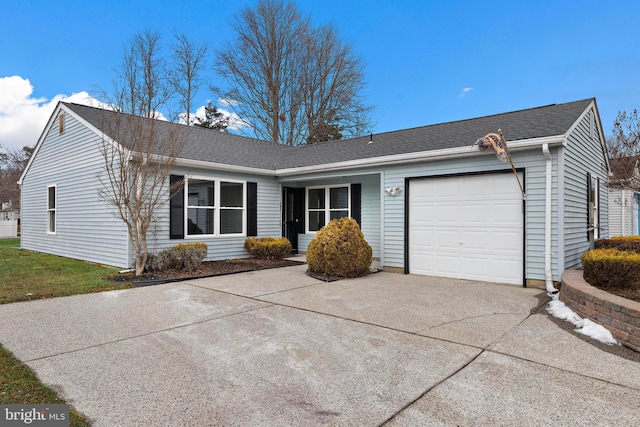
[0,264,638,426]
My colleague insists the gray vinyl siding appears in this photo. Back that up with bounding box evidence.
[608,189,636,236]
[382,149,557,281]
[150,166,282,261]
[562,108,609,270]
[21,110,130,267]
[285,172,382,258]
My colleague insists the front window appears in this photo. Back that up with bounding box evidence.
[47,185,56,234]
[186,178,245,236]
[306,185,350,232]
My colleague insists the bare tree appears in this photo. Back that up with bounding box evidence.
[106,30,169,118]
[0,145,33,208]
[97,112,185,276]
[97,31,185,276]
[216,0,372,146]
[607,109,640,190]
[300,23,372,143]
[168,33,209,124]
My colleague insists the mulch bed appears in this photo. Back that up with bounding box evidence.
[108,258,304,285]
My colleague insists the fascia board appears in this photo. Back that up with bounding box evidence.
[273,135,565,177]
[123,134,565,178]
[171,157,277,176]
[563,99,611,171]
[18,102,63,185]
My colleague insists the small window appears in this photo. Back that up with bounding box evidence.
[306,185,350,232]
[47,185,56,234]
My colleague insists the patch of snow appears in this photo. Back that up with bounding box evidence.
[546,294,618,345]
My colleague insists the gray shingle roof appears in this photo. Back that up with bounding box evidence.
[64,102,289,170]
[64,98,593,171]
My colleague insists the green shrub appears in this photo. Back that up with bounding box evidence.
[582,248,640,289]
[244,237,292,260]
[595,236,640,253]
[306,217,372,278]
[147,242,208,272]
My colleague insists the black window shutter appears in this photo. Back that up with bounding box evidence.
[169,175,185,239]
[351,183,362,227]
[596,176,601,238]
[247,182,258,236]
[586,172,592,240]
[296,187,305,234]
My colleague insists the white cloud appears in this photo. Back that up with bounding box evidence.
[459,87,474,97]
[0,75,102,151]
[218,97,240,107]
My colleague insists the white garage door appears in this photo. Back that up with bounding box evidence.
[409,172,524,285]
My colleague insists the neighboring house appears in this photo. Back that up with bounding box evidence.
[608,157,639,236]
[0,202,19,237]
[19,98,609,288]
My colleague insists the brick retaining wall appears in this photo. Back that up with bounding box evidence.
[560,270,640,352]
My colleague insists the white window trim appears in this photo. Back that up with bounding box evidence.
[47,184,57,235]
[184,176,246,238]
[305,184,351,234]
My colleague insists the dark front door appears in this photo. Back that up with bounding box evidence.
[282,187,304,252]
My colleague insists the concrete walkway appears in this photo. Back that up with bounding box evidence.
[0,265,638,426]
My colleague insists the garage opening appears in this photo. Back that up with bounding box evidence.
[407,171,524,285]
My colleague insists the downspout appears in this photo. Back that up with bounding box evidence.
[542,144,557,294]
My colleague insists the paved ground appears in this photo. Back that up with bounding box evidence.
[0,264,638,426]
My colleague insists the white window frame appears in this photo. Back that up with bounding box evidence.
[47,184,57,235]
[184,176,246,237]
[305,184,350,234]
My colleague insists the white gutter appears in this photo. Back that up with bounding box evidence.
[173,157,275,176]
[275,135,566,177]
[542,144,557,294]
[105,134,567,179]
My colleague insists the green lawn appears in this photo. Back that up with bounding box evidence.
[0,238,132,304]
[0,344,90,426]
[0,238,133,424]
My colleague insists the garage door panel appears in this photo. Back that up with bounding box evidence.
[409,172,523,285]
[491,232,523,252]
[433,254,461,275]
[463,205,489,224]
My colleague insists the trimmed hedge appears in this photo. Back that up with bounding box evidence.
[582,248,640,289]
[244,237,292,260]
[306,217,372,278]
[147,242,208,272]
[595,236,640,253]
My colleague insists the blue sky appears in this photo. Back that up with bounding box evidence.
[1,0,639,151]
